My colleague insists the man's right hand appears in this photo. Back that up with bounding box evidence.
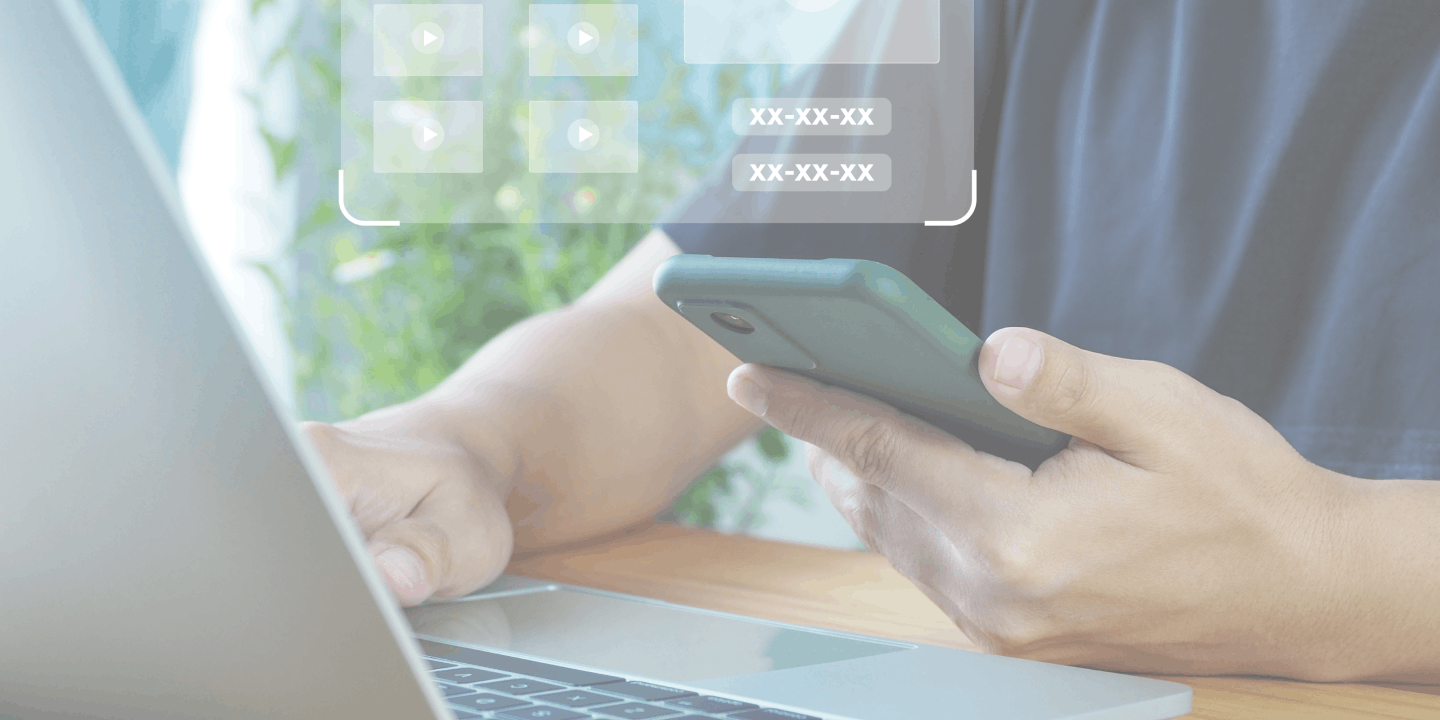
[292,229,759,609]
[301,418,515,607]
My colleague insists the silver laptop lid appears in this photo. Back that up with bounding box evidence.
[0,2,444,718]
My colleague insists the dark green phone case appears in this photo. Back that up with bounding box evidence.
[654,255,1070,470]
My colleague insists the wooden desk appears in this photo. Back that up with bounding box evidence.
[507,522,1440,720]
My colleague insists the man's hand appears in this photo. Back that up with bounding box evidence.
[724,327,1366,680]
[302,412,515,608]
[290,230,759,611]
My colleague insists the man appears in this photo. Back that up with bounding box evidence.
[305,1,1440,683]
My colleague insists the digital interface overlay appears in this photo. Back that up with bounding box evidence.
[340,0,973,226]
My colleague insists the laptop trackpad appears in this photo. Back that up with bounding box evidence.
[405,583,905,682]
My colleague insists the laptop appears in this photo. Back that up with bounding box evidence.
[0,2,1192,718]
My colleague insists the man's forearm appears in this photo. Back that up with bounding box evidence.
[1323,476,1440,684]
[399,230,760,550]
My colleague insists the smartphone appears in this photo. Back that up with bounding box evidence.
[653,255,1070,470]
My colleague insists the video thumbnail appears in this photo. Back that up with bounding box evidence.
[529,101,639,174]
[374,4,484,77]
[374,101,484,174]
[528,4,640,77]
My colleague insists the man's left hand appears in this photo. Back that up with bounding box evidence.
[725,327,1361,679]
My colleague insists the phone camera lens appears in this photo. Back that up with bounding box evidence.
[710,312,756,335]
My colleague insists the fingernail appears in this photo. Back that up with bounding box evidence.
[729,371,771,416]
[993,335,1044,390]
[376,546,425,593]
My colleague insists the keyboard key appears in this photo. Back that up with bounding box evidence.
[497,707,591,720]
[449,693,531,712]
[426,658,457,670]
[731,710,819,720]
[434,667,508,685]
[532,689,622,708]
[479,678,566,695]
[599,681,694,702]
[592,703,680,719]
[450,711,484,719]
[666,696,757,713]
[420,639,623,687]
[437,682,479,698]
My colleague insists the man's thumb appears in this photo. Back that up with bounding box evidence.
[368,542,434,608]
[978,327,1189,454]
[365,479,513,608]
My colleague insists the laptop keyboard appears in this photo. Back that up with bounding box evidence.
[421,639,821,720]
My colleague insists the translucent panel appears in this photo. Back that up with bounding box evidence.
[339,0,973,225]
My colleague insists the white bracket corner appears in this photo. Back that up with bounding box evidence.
[923,169,979,227]
[338,170,400,227]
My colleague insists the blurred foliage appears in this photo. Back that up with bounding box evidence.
[252,0,804,531]
[664,427,814,535]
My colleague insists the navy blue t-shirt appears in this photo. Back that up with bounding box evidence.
[665,0,1440,480]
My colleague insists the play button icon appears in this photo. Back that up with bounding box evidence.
[412,117,445,151]
[568,118,601,151]
[567,21,600,55]
[412,21,445,55]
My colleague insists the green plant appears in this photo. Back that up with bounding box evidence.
[665,427,811,533]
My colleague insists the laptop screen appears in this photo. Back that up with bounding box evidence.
[407,587,906,682]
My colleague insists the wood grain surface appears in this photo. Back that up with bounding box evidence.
[506,522,1440,719]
